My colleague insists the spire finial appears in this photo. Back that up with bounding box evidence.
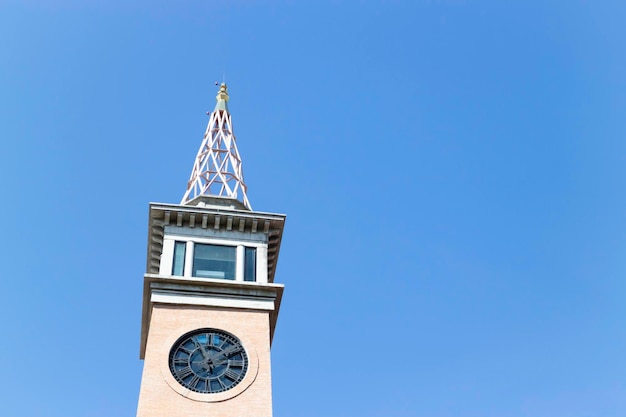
[181,83,251,209]
[216,83,229,102]
[214,83,230,112]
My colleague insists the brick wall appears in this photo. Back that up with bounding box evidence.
[137,304,273,417]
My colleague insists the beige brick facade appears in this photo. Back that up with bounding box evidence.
[137,304,273,417]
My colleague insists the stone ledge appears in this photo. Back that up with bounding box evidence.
[140,274,284,359]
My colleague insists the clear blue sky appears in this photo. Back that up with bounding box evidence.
[1,1,625,416]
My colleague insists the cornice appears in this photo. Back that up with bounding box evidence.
[145,202,286,283]
[140,274,284,359]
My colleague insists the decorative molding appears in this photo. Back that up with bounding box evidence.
[140,274,284,359]
[145,202,286,283]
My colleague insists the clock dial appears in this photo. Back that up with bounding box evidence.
[169,329,248,394]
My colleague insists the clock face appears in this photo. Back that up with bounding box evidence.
[169,328,248,394]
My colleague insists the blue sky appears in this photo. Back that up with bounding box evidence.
[1,1,625,416]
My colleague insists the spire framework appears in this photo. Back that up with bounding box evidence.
[181,83,251,209]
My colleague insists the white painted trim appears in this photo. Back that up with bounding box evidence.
[164,232,267,249]
[184,241,194,277]
[160,239,175,275]
[257,245,268,284]
[151,291,275,311]
[162,233,269,282]
[236,245,245,282]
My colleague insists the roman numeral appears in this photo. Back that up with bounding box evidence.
[173,357,188,366]
[220,344,241,357]
[175,366,194,380]
[178,346,193,354]
[224,369,240,381]
[188,375,201,389]
[228,359,244,367]
[191,337,200,348]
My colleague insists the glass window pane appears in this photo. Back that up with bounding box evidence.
[172,241,186,276]
[193,244,236,280]
[244,247,256,282]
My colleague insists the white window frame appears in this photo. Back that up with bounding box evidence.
[160,235,268,283]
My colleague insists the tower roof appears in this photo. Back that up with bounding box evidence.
[181,83,251,209]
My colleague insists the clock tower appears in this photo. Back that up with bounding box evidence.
[136,84,286,417]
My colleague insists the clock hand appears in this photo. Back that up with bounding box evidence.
[199,343,210,360]
[211,356,230,366]
[192,337,211,360]
[207,344,240,363]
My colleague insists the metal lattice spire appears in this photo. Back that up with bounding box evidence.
[181,83,251,209]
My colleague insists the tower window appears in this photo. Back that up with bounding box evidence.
[244,247,256,282]
[193,244,236,280]
[172,241,186,276]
